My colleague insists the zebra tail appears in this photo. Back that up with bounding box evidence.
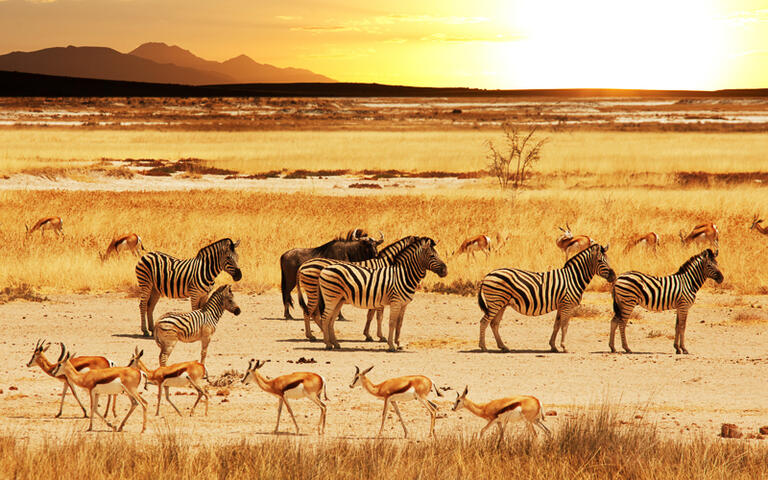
[281,266,294,309]
[317,285,326,317]
[477,284,489,315]
[297,278,309,316]
[612,287,621,317]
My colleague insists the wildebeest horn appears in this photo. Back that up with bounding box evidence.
[558,226,565,232]
[378,231,384,241]
[233,239,240,249]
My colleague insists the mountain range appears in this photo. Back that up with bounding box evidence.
[0,42,334,85]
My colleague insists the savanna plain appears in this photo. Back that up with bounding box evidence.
[1,97,767,479]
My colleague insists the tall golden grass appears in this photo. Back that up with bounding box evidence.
[2,405,766,479]
[0,187,765,298]
[1,129,768,174]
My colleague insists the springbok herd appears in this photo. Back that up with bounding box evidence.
[20,217,757,438]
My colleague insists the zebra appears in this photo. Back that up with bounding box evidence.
[318,237,447,351]
[477,243,616,353]
[135,238,241,337]
[296,235,419,342]
[609,248,723,355]
[154,284,241,366]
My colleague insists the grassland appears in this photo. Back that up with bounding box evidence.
[1,186,766,297]
[2,129,768,175]
[3,406,767,480]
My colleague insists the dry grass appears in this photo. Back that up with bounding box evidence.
[0,284,47,304]
[731,310,768,324]
[2,130,768,176]
[2,405,766,479]
[0,187,766,295]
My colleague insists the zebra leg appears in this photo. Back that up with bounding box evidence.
[200,335,210,364]
[321,303,344,350]
[139,286,152,336]
[395,305,409,349]
[609,315,620,353]
[558,311,573,353]
[158,336,177,367]
[376,308,386,342]
[304,309,317,341]
[619,318,632,353]
[549,311,563,353]
[675,307,690,354]
[364,309,375,341]
[146,289,161,334]
[387,304,403,352]
[489,307,509,352]
[479,313,492,352]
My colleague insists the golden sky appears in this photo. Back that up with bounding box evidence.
[1,0,767,89]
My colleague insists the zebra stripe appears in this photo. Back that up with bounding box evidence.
[478,243,615,353]
[296,236,419,340]
[610,248,723,354]
[135,238,242,337]
[318,237,447,351]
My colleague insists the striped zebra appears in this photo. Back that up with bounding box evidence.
[135,238,242,337]
[477,243,615,353]
[609,248,723,355]
[154,284,242,365]
[296,235,419,342]
[318,237,447,351]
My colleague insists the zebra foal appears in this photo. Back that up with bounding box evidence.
[318,237,447,351]
[477,243,615,353]
[135,238,242,336]
[154,285,241,365]
[610,248,723,354]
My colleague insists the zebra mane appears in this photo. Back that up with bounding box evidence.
[196,238,234,258]
[202,285,230,306]
[390,238,428,263]
[563,243,600,268]
[675,250,710,275]
[377,236,418,258]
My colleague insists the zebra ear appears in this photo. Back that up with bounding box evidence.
[603,243,610,252]
[232,239,240,249]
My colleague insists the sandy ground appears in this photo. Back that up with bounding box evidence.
[1,291,766,444]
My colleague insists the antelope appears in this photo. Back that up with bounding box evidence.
[556,223,594,261]
[100,233,145,261]
[51,344,147,433]
[452,386,550,439]
[750,215,768,236]
[127,347,209,417]
[624,232,660,253]
[242,359,328,435]
[25,216,63,238]
[26,339,118,419]
[453,235,492,260]
[679,223,719,248]
[350,366,442,438]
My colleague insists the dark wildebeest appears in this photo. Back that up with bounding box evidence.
[280,232,384,319]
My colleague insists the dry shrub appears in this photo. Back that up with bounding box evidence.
[349,183,382,189]
[1,405,767,479]
[208,369,242,388]
[0,284,47,304]
[732,310,768,324]
[424,279,479,296]
[646,329,664,338]
[573,305,602,319]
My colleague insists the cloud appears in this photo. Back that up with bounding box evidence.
[420,32,524,43]
[291,13,491,34]
[722,8,768,26]
[275,15,302,21]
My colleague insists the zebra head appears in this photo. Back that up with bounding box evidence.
[419,237,448,278]
[242,358,265,384]
[222,239,242,281]
[452,385,469,411]
[27,338,51,367]
[577,243,616,282]
[350,365,373,389]
[219,284,241,316]
[702,249,724,284]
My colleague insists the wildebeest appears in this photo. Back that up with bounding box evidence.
[280,232,383,319]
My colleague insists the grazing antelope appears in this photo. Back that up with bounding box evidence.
[101,233,145,261]
[452,386,550,439]
[51,344,147,433]
[679,223,719,248]
[478,244,615,353]
[453,235,492,260]
[127,347,209,417]
[154,284,241,366]
[624,232,660,253]
[135,238,242,337]
[350,366,442,438]
[26,339,118,418]
[319,238,447,351]
[610,249,724,354]
[555,223,594,260]
[750,215,768,236]
[242,359,328,435]
[296,235,419,342]
[25,216,63,238]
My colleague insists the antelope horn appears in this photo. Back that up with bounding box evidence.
[248,358,255,370]
[57,343,67,363]
[462,385,469,396]
[354,365,360,375]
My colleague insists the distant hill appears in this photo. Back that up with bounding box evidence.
[0,46,232,85]
[130,42,334,83]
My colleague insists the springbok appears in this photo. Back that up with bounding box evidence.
[452,386,550,439]
[453,235,492,260]
[51,344,147,433]
[679,223,719,248]
[350,366,442,438]
[25,216,63,238]
[242,359,328,435]
[127,347,209,417]
[26,339,117,418]
[624,232,660,253]
[556,223,594,261]
[101,233,145,261]
[750,215,768,236]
